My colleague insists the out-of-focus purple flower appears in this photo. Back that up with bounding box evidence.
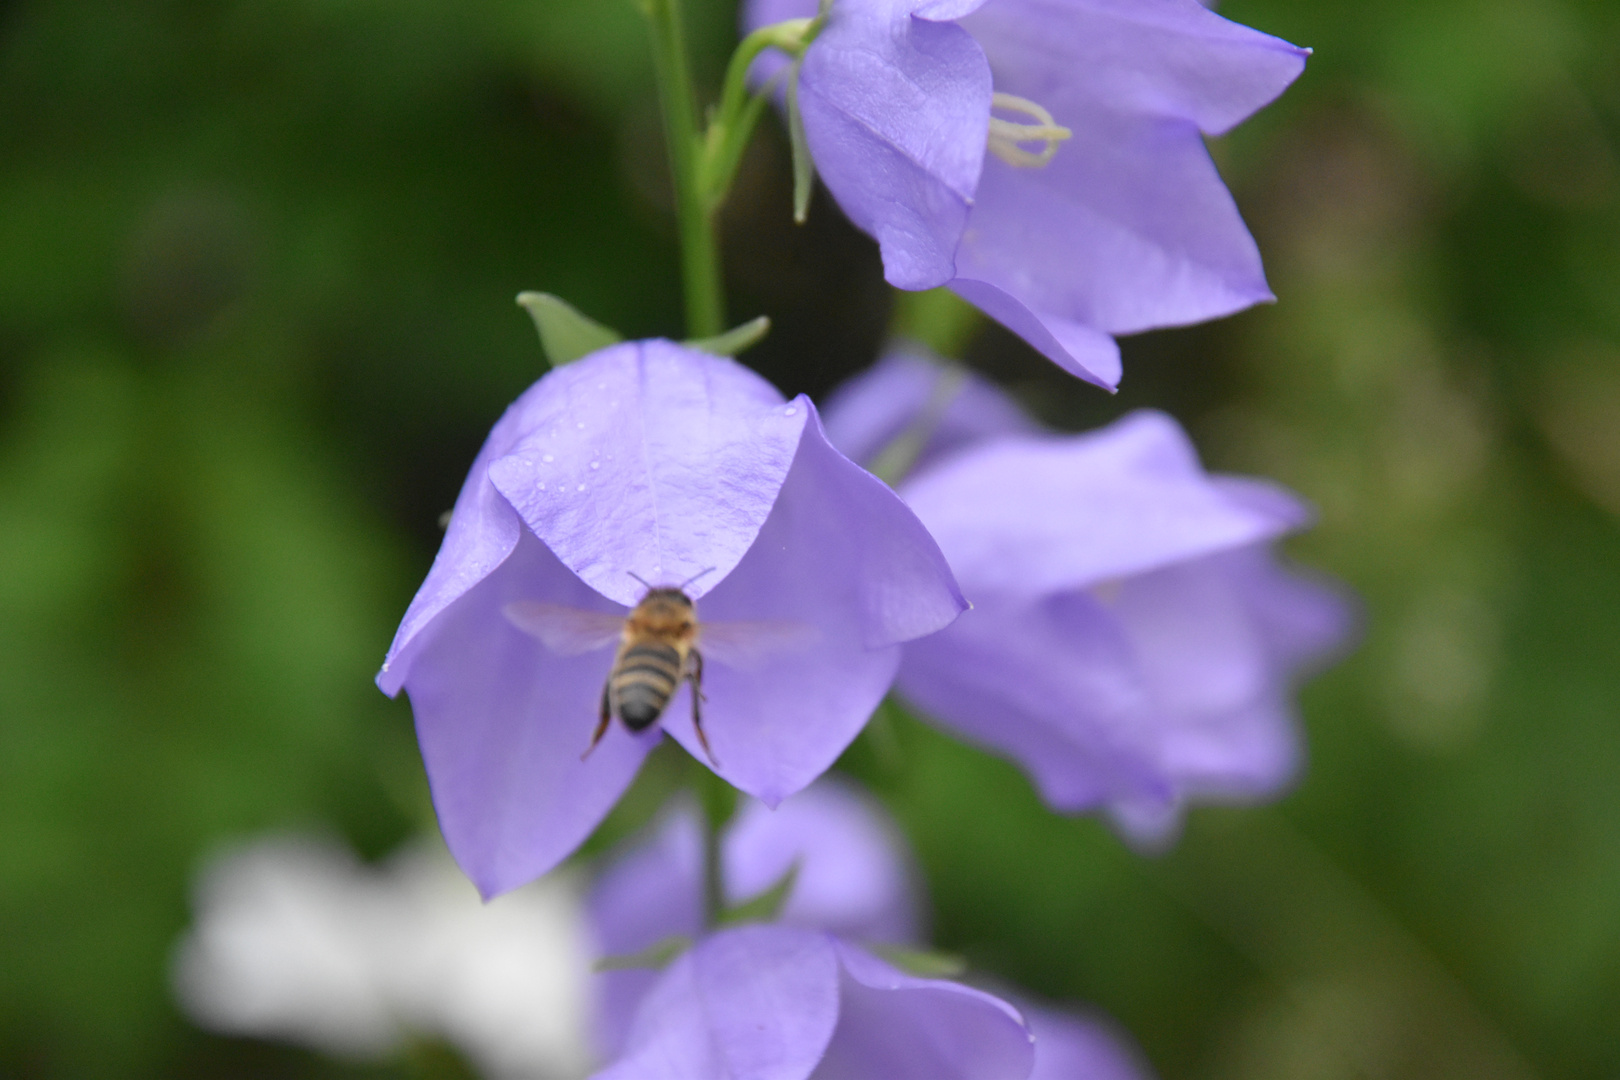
[1021,1003,1156,1080]
[824,353,1355,843]
[378,340,963,898]
[596,925,1034,1080]
[746,0,1307,389]
[588,784,1031,1080]
[588,780,921,1058]
[588,780,1155,1079]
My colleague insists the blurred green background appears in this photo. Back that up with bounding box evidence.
[2,0,1618,1076]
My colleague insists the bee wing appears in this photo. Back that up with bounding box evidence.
[697,619,822,670]
[502,602,624,656]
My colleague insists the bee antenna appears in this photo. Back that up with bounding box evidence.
[626,570,654,591]
[679,567,717,590]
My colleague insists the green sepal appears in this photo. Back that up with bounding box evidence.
[517,291,623,367]
[867,944,969,979]
[593,933,693,973]
[687,315,771,356]
[717,861,800,927]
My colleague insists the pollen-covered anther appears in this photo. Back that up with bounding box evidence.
[987,91,1072,168]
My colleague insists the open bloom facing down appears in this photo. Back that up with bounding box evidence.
[598,926,1034,1080]
[588,782,1151,1080]
[825,352,1355,842]
[746,0,1308,388]
[378,341,963,897]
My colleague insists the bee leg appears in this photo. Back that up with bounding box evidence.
[582,683,612,762]
[687,650,720,767]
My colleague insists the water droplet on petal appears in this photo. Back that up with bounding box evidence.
[576,483,586,492]
[542,454,554,464]
[783,406,798,416]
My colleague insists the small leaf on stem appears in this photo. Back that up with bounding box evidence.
[687,315,771,356]
[517,291,624,367]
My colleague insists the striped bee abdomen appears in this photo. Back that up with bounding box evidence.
[610,641,685,730]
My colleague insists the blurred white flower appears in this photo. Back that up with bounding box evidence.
[172,833,593,1079]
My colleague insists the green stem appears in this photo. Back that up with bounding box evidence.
[702,21,810,203]
[644,0,726,338]
[691,762,737,927]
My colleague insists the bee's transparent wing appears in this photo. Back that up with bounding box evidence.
[697,620,822,670]
[502,602,624,656]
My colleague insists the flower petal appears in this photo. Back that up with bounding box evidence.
[797,0,993,289]
[405,530,654,899]
[949,278,1124,389]
[812,942,1035,1080]
[819,346,1036,471]
[486,340,807,608]
[897,591,1175,813]
[596,926,841,1080]
[661,407,965,803]
[378,377,536,696]
[588,804,706,1059]
[899,411,1304,599]
[1019,1003,1154,1080]
[725,779,921,944]
[964,0,1308,138]
[943,0,1307,368]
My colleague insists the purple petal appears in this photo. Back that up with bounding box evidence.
[487,340,806,608]
[897,591,1175,813]
[810,942,1035,1080]
[1020,1003,1155,1080]
[949,279,1124,389]
[1215,544,1358,675]
[403,532,653,899]
[724,780,921,944]
[943,0,1306,379]
[662,406,965,804]
[899,411,1305,600]
[797,0,992,289]
[588,805,706,1059]
[964,0,1308,139]
[819,347,1036,471]
[596,926,841,1080]
[378,377,537,696]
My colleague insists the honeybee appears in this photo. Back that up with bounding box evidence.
[503,574,814,766]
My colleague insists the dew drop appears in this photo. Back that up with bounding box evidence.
[783,406,798,416]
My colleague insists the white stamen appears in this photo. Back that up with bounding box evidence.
[987,91,1072,168]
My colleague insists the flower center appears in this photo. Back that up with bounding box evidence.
[987,92,1072,168]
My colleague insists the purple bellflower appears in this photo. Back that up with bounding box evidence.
[588,780,922,1060]
[377,341,964,898]
[746,0,1308,389]
[589,780,1152,1079]
[825,352,1355,843]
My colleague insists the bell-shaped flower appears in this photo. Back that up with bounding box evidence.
[378,341,964,898]
[588,780,1153,1079]
[587,780,922,1059]
[746,0,1308,389]
[824,352,1355,843]
[596,925,1034,1080]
